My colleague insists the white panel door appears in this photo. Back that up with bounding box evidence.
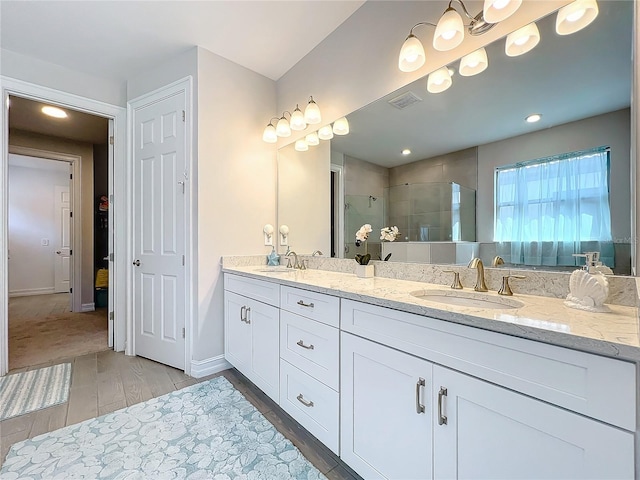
[341,332,433,480]
[54,184,71,294]
[433,365,635,480]
[133,90,186,370]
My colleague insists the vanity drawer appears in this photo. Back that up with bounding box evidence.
[280,286,340,327]
[279,359,339,454]
[280,310,339,391]
[224,273,280,307]
[341,299,637,431]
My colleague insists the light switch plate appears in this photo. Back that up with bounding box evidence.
[41,239,49,246]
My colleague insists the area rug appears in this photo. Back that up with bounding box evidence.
[1,376,327,479]
[0,363,71,421]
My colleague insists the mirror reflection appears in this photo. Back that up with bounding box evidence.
[277,1,633,274]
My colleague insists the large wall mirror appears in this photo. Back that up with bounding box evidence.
[277,0,633,274]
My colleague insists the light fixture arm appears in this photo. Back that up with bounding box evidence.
[408,21,438,36]
[450,0,476,21]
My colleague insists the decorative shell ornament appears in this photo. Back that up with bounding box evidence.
[564,269,610,312]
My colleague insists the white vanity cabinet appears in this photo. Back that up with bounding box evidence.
[341,332,434,479]
[224,274,280,402]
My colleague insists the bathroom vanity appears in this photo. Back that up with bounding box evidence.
[222,264,638,479]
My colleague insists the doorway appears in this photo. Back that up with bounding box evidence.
[6,96,111,371]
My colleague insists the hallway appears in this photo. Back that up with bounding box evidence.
[8,293,109,371]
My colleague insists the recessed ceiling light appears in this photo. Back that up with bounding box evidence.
[42,106,68,118]
[525,113,542,123]
[402,149,411,155]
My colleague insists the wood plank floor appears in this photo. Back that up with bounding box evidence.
[0,351,362,480]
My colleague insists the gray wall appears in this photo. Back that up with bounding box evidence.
[389,147,477,189]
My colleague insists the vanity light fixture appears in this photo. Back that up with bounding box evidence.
[458,47,488,76]
[427,67,453,94]
[305,132,320,146]
[332,117,350,136]
[294,138,309,152]
[262,117,279,143]
[276,112,292,137]
[525,113,542,123]
[483,0,522,23]
[433,6,465,51]
[318,125,334,140]
[304,96,322,125]
[556,0,599,35]
[290,105,307,131]
[41,105,68,118]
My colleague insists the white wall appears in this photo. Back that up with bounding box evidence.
[476,108,631,243]
[195,46,277,362]
[276,1,569,147]
[1,48,126,107]
[8,158,69,295]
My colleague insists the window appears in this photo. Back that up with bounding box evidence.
[494,146,613,266]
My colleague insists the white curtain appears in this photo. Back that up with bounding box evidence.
[494,147,614,266]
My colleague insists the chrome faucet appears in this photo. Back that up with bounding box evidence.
[312,250,323,256]
[286,250,301,269]
[468,258,488,292]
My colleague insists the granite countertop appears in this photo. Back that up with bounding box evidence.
[223,265,640,363]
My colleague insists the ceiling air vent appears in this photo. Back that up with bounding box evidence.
[388,91,423,110]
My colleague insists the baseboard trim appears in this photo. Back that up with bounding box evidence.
[9,287,55,297]
[81,303,95,312]
[190,355,231,378]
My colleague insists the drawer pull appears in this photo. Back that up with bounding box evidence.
[415,377,426,414]
[296,394,314,407]
[438,387,448,425]
[297,300,315,308]
[241,306,251,324]
[296,340,315,350]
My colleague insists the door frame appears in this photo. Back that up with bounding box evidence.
[127,77,194,374]
[0,76,128,375]
[8,147,81,311]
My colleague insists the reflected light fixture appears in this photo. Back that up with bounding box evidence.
[294,139,309,152]
[42,105,68,118]
[318,125,334,140]
[483,0,522,23]
[402,149,412,155]
[427,67,453,94]
[304,96,322,124]
[556,0,599,35]
[289,105,307,131]
[459,47,488,76]
[525,113,542,123]
[505,22,540,57]
[306,132,320,146]
[332,117,350,136]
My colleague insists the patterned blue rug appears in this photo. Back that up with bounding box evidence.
[1,376,326,479]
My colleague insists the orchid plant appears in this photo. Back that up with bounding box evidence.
[354,223,372,265]
[380,226,400,242]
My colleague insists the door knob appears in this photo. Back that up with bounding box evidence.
[133,260,141,266]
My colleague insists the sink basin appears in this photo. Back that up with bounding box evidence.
[410,289,524,310]
[257,266,293,274]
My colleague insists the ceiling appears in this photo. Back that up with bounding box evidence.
[0,1,365,82]
[331,0,632,167]
[9,96,109,144]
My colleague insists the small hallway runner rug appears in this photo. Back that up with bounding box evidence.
[1,376,327,479]
[0,363,71,421]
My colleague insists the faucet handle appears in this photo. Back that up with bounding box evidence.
[498,275,526,296]
[443,270,463,289]
[300,259,308,270]
[286,257,293,268]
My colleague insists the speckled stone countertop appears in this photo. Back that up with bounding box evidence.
[223,265,640,363]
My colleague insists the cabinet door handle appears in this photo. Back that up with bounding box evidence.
[415,377,426,414]
[240,306,246,322]
[438,387,448,425]
[296,394,314,407]
[296,340,315,350]
[243,307,251,324]
[296,300,315,308]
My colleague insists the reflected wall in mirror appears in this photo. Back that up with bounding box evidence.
[277,0,633,274]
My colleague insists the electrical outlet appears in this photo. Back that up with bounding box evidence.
[41,239,49,246]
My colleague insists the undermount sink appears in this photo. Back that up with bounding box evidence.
[257,266,293,273]
[410,289,524,310]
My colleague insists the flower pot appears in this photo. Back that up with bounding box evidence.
[355,264,374,278]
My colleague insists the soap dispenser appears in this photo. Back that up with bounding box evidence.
[564,252,610,312]
[266,247,280,266]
